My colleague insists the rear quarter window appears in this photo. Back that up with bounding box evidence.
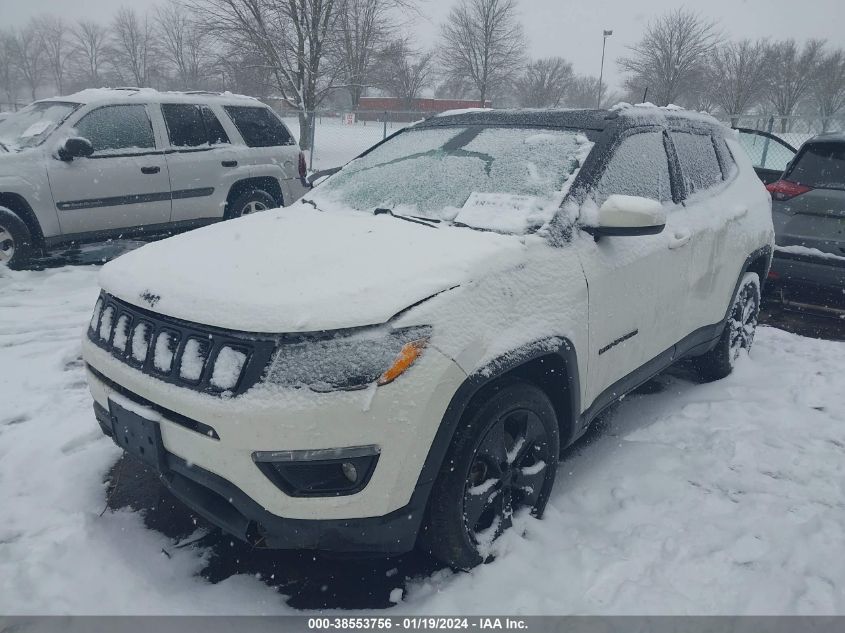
[224,106,294,147]
[161,104,230,147]
[787,143,845,191]
[670,131,723,195]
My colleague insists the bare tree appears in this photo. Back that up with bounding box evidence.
[763,39,825,132]
[439,0,526,104]
[514,57,573,108]
[373,36,433,107]
[708,39,767,123]
[811,48,845,132]
[618,8,720,106]
[35,15,71,95]
[155,1,210,90]
[71,20,109,86]
[11,23,46,101]
[188,0,339,149]
[333,0,391,109]
[111,7,157,87]
[0,31,19,108]
[562,75,610,109]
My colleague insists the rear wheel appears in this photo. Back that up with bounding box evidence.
[225,189,277,219]
[694,272,760,381]
[421,380,559,570]
[0,206,33,269]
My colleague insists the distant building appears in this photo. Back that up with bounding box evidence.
[356,97,492,122]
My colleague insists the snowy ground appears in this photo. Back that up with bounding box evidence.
[282,116,413,172]
[1,254,845,615]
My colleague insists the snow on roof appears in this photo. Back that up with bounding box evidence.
[609,102,726,130]
[40,88,260,106]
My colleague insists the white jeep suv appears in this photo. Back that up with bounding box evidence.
[0,88,307,267]
[83,106,774,570]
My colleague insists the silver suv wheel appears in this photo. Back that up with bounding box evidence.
[241,200,268,215]
[0,225,15,263]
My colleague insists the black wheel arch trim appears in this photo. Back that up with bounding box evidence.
[414,337,580,494]
[0,193,44,249]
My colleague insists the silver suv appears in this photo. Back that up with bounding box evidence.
[0,88,308,267]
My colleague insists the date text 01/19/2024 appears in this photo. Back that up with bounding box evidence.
[307,618,529,630]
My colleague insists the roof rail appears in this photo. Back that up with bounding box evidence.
[182,90,223,96]
[112,87,142,91]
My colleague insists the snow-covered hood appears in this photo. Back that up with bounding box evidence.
[99,204,527,333]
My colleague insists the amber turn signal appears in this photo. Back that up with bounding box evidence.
[378,339,428,385]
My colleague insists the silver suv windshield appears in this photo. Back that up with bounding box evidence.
[312,125,592,234]
[0,101,80,151]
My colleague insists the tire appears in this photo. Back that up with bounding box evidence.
[0,206,34,270]
[225,189,277,219]
[420,380,560,570]
[693,272,761,381]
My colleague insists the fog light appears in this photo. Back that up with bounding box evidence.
[252,445,380,497]
[341,461,358,483]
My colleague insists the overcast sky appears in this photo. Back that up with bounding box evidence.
[1,0,843,92]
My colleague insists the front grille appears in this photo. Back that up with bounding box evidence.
[88,292,277,396]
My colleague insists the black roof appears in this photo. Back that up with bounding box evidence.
[417,108,614,132]
[805,132,845,145]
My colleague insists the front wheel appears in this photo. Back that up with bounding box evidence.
[0,206,34,269]
[421,380,559,570]
[694,271,761,381]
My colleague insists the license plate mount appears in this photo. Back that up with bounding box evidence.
[108,399,167,471]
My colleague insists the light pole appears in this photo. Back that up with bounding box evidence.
[597,29,613,109]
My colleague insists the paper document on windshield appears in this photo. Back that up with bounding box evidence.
[454,191,551,234]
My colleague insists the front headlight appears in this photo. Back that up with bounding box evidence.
[263,326,431,391]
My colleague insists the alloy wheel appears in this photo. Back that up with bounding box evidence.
[728,282,759,362]
[241,200,268,216]
[463,408,552,548]
[0,226,15,263]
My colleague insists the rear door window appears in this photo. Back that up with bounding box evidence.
[670,131,723,195]
[162,103,230,148]
[786,143,845,191]
[596,131,672,203]
[224,106,294,147]
[75,105,155,153]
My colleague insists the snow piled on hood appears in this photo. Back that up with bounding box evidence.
[98,204,527,333]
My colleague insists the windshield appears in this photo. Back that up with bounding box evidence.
[313,125,593,234]
[0,101,80,151]
[787,142,845,191]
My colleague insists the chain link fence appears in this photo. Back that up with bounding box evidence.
[279,110,430,172]
[718,113,845,147]
[0,102,26,114]
[288,109,845,173]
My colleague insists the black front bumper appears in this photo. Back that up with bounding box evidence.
[94,401,429,555]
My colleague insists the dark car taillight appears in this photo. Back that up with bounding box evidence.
[298,151,307,179]
[766,179,812,201]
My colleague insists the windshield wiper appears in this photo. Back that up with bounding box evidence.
[373,208,438,228]
[0,141,8,152]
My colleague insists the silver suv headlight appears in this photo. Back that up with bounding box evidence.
[263,326,431,392]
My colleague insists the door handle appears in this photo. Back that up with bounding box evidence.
[668,229,691,249]
[221,160,238,167]
[141,166,160,174]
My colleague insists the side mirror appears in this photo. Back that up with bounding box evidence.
[57,137,94,162]
[586,194,667,236]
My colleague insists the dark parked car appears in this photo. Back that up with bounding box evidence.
[766,133,845,313]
